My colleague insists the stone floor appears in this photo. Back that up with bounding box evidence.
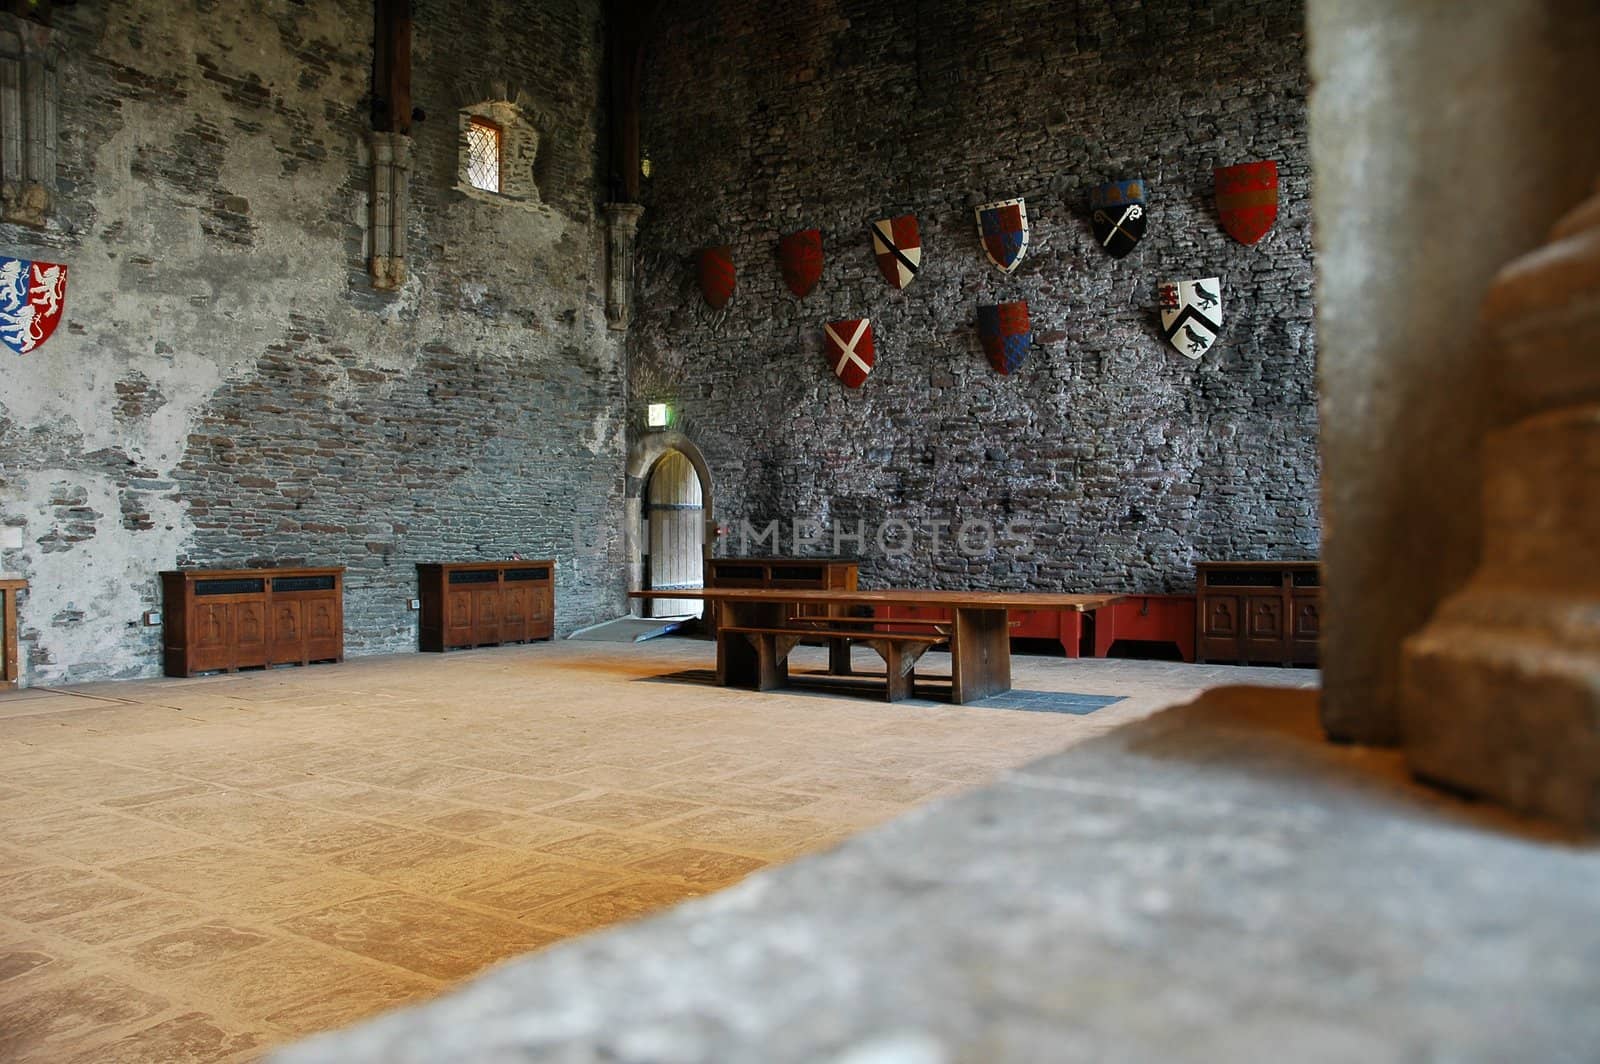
[0,637,1314,1062]
[275,685,1600,1064]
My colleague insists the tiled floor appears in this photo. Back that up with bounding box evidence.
[0,636,1315,1061]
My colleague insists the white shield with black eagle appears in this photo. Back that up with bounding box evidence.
[1159,278,1222,360]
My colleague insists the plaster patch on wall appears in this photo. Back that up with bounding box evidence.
[13,469,179,680]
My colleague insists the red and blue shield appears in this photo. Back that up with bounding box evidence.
[0,256,67,355]
[778,228,822,299]
[975,197,1029,273]
[1215,161,1278,245]
[977,301,1031,375]
[823,318,874,389]
[697,245,735,309]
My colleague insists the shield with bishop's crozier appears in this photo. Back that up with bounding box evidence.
[778,229,823,299]
[1214,161,1278,245]
[1159,278,1223,360]
[823,318,874,388]
[1089,179,1147,258]
[869,214,921,290]
[697,245,735,309]
[0,256,67,355]
[977,301,1032,376]
[975,197,1029,273]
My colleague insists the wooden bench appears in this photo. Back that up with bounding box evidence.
[720,624,944,702]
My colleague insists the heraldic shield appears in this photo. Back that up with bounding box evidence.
[824,318,874,389]
[1159,278,1223,360]
[1089,179,1147,258]
[0,256,67,355]
[870,214,922,290]
[975,198,1029,273]
[1215,161,1278,245]
[977,301,1031,376]
[697,245,736,309]
[778,229,823,299]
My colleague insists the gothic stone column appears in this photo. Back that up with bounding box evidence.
[603,202,644,331]
[1402,177,1600,829]
[368,132,412,291]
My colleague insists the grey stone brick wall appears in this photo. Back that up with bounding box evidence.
[0,0,626,684]
[630,0,1317,593]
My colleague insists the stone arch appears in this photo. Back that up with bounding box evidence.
[625,431,714,616]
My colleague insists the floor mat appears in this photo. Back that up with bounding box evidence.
[968,690,1124,715]
[568,616,698,642]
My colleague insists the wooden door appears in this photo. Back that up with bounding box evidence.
[1198,594,1241,662]
[1291,593,1321,664]
[471,586,501,644]
[191,600,233,673]
[502,582,531,642]
[1243,594,1287,663]
[531,585,553,637]
[445,589,474,647]
[645,450,704,618]
[269,600,303,664]
[304,595,342,661]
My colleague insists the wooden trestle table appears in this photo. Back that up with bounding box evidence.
[629,588,1122,704]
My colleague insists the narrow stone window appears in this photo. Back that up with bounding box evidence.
[465,117,501,193]
[456,100,541,208]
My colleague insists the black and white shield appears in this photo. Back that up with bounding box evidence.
[1089,179,1146,258]
[1158,278,1222,360]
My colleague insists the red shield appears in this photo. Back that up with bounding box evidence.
[697,245,735,309]
[1215,161,1278,245]
[823,318,874,389]
[778,228,823,299]
[870,215,921,289]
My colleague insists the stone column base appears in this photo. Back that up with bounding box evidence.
[1402,404,1600,830]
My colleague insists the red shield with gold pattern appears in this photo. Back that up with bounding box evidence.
[823,318,874,389]
[1215,161,1278,245]
[778,229,823,299]
[697,245,735,309]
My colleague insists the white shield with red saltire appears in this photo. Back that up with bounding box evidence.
[824,318,874,388]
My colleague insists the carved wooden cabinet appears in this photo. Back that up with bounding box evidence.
[417,561,555,651]
[1195,561,1320,666]
[1,578,25,689]
[162,567,344,677]
[704,557,860,632]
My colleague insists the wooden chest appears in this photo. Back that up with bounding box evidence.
[1195,560,1320,666]
[417,560,555,651]
[162,567,344,677]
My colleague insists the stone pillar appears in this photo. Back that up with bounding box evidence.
[368,132,412,291]
[0,13,57,228]
[603,202,644,331]
[1402,177,1600,830]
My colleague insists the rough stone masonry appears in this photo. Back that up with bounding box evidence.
[628,0,1318,593]
[0,0,626,683]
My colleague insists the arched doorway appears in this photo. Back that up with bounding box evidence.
[644,450,704,617]
[624,431,715,620]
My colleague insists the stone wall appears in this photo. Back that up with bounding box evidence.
[630,0,1317,593]
[0,0,626,684]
